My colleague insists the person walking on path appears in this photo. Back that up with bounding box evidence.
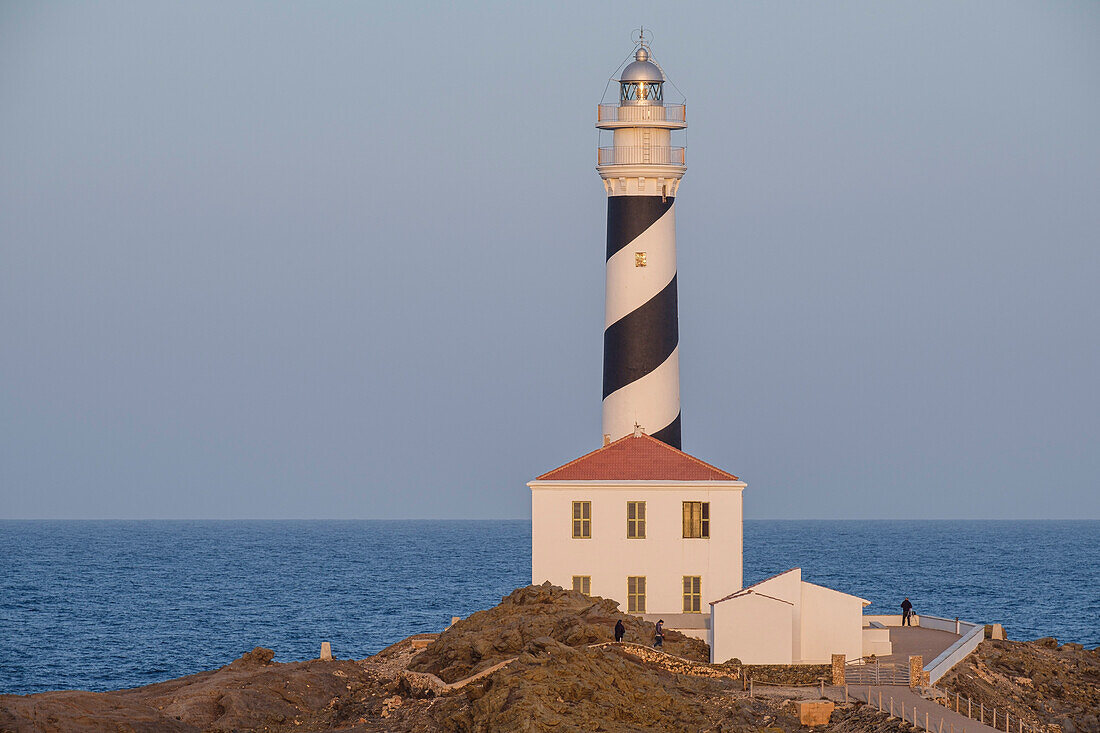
[614,619,625,643]
[901,597,913,626]
[654,619,664,648]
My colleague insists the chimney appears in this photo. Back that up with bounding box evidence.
[602,433,612,447]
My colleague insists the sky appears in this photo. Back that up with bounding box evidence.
[1,1,1098,520]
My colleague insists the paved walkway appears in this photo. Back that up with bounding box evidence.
[883,627,961,665]
[849,686,1000,733]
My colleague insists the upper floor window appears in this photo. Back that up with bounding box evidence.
[572,575,591,597]
[683,575,702,613]
[627,501,646,539]
[683,501,710,538]
[627,576,646,613]
[572,501,591,539]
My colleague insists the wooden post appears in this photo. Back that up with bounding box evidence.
[820,679,825,698]
[926,711,930,730]
[749,679,754,698]
[879,690,883,711]
[981,703,984,724]
[956,692,960,712]
[968,698,972,719]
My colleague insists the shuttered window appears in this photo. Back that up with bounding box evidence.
[572,501,591,539]
[683,576,702,613]
[627,576,646,613]
[626,501,646,539]
[682,501,710,538]
[572,576,591,596]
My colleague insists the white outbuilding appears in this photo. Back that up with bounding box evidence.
[709,568,869,664]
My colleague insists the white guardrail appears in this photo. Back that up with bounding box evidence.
[920,615,984,685]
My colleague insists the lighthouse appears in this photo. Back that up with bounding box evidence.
[597,36,687,449]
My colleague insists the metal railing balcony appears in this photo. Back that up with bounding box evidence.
[597,104,686,124]
[598,146,686,166]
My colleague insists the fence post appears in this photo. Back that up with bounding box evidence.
[926,711,930,730]
[968,698,972,719]
[981,703,984,724]
[749,679,754,698]
[890,697,894,718]
[820,679,825,698]
[993,708,997,729]
[879,690,883,711]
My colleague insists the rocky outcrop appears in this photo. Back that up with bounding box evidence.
[407,582,709,683]
[425,636,800,733]
[2,590,1095,733]
[937,639,1100,733]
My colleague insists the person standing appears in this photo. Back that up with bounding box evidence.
[614,619,625,643]
[901,597,913,626]
[654,619,664,648]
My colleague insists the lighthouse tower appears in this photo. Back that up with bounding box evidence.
[597,36,687,449]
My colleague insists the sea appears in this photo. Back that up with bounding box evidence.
[1,520,1097,696]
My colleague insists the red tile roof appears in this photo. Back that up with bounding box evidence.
[535,433,740,482]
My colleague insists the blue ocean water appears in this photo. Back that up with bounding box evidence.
[1,520,1096,696]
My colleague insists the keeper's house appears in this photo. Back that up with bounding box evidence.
[529,429,746,641]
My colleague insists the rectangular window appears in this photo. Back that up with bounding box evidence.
[627,576,646,613]
[683,575,702,613]
[572,501,591,539]
[572,576,591,597]
[683,501,710,538]
[626,501,646,539]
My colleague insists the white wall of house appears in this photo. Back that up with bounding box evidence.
[798,581,865,663]
[709,568,869,664]
[529,480,745,618]
[710,592,793,664]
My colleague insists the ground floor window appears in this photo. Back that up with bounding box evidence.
[627,576,646,613]
[572,575,591,596]
[683,575,702,613]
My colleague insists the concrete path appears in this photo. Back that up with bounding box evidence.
[849,685,1001,733]
[883,627,961,665]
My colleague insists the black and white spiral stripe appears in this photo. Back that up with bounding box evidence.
[602,196,681,449]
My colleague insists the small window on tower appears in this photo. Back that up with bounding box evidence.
[635,252,647,267]
[572,576,591,596]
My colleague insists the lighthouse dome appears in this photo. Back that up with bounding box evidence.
[619,47,663,82]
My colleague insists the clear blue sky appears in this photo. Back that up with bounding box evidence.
[2,1,1098,519]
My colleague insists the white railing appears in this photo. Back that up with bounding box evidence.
[597,103,686,123]
[924,620,984,685]
[597,146,686,166]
